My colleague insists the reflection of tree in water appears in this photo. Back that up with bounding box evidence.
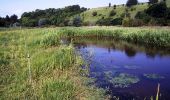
[145,48,156,58]
[124,45,136,57]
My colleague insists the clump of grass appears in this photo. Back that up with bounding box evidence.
[40,33,60,47]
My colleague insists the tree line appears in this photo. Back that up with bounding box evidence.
[0,0,169,27]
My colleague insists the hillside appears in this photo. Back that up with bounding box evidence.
[167,0,170,7]
[80,4,148,24]
[80,1,170,24]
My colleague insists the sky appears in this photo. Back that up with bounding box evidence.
[0,0,148,18]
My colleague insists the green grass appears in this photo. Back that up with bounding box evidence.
[0,28,105,100]
[60,26,170,47]
[80,4,148,24]
[0,27,170,99]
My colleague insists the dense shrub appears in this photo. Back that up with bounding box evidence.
[38,18,49,26]
[92,11,97,16]
[96,18,112,26]
[109,10,116,17]
[111,18,123,25]
[114,5,117,9]
[83,21,90,26]
[122,18,133,27]
[135,11,151,24]
[73,16,82,27]
[146,2,167,18]
[132,19,144,26]
[149,0,158,4]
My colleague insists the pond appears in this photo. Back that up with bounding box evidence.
[64,37,170,100]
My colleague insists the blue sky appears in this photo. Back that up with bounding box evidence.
[0,0,148,17]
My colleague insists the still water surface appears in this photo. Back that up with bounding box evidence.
[65,37,170,100]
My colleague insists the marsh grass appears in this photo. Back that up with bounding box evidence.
[60,27,170,47]
[0,28,105,100]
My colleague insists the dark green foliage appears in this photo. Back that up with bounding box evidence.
[92,11,97,16]
[126,0,138,7]
[135,11,151,24]
[109,10,116,17]
[146,2,167,18]
[166,8,170,19]
[109,3,111,7]
[96,17,123,26]
[122,18,133,27]
[38,18,49,26]
[73,16,82,27]
[114,5,117,9]
[0,15,18,27]
[111,18,123,25]
[20,5,87,27]
[149,0,158,4]
[96,18,112,26]
[132,19,144,26]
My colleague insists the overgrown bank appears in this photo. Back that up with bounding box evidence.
[0,29,105,100]
[60,27,170,48]
[0,27,170,99]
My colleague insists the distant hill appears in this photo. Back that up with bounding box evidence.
[80,3,148,24]
[80,1,170,24]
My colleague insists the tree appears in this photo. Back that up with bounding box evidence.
[109,10,116,16]
[92,11,97,16]
[10,14,18,24]
[109,3,111,7]
[114,5,117,9]
[146,2,167,18]
[38,18,49,26]
[126,0,138,7]
[149,0,158,4]
[73,16,82,27]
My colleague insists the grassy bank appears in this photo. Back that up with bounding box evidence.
[0,29,105,100]
[1,27,170,99]
[60,27,170,48]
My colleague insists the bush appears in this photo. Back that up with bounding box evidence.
[135,11,151,24]
[122,18,133,27]
[145,2,167,18]
[109,10,116,17]
[111,18,123,25]
[73,16,82,27]
[114,5,117,9]
[83,21,90,26]
[92,11,97,16]
[132,19,144,26]
[96,18,112,26]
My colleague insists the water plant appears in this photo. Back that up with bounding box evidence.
[144,74,165,80]
[109,73,140,88]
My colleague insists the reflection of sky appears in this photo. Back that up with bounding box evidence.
[79,44,170,98]
[0,0,148,17]
[85,45,170,74]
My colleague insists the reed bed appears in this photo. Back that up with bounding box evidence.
[60,27,170,48]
